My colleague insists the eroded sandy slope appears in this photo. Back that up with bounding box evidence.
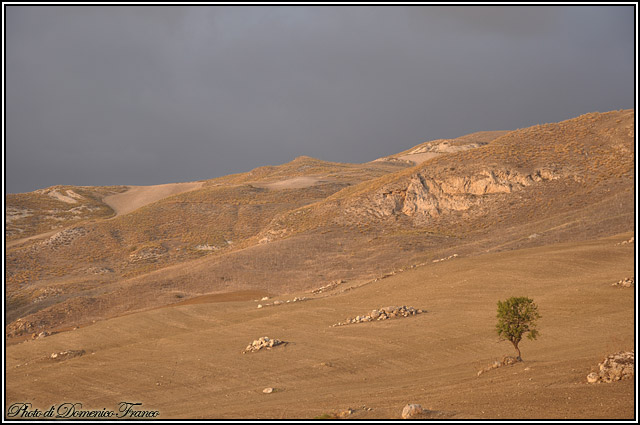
[102,181,204,216]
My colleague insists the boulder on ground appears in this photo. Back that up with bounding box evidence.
[401,404,424,419]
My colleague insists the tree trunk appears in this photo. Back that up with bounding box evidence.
[512,340,522,361]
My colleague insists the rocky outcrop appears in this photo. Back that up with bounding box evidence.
[587,351,634,383]
[353,167,563,221]
[410,140,485,154]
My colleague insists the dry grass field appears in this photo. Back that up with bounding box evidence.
[5,232,635,419]
[4,109,636,420]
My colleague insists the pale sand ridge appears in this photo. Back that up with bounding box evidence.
[103,181,204,216]
[395,152,441,164]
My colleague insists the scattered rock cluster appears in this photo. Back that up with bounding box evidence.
[477,355,521,376]
[432,253,458,263]
[32,331,50,339]
[8,318,43,338]
[32,287,62,303]
[331,406,373,419]
[129,246,167,263]
[194,244,219,251]
[243,337,285,353]
[87,266,114,275]
[587,351,634,383]
[50,349,86,361]
[615,236,634,246]
[257,296,308,308]
[332,306,422,327]
[377,271,398,280]
[41,227,87,249]
[370,265,425,283]
[612,277,634,287]
[311,280,345,294]
[336,408,354,418]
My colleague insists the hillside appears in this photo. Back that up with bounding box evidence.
[266,109,634,240]
[5,110,635,343]
[5,232,635,419]
[6,185,128,242]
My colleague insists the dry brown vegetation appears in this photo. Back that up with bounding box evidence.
[5,232,635,419]
[6,110,634,336]
[4,109,635,419]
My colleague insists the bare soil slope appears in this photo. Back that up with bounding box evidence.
[102,181,205,216]
[5,233,635,419]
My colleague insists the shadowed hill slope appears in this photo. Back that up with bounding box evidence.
[5,109,635,338]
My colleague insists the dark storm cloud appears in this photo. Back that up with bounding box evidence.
[5,5,635,193]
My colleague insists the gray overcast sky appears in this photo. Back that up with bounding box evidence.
[5,5,636,193]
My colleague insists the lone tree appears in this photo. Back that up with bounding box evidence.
[496,296,540,361]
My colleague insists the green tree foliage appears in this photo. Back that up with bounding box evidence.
[496,296,540,360]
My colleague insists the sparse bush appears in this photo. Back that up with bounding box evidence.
[496,296,540,360]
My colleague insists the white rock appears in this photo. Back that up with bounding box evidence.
[587,372,599,383]
[263,387,274,394]
[401,404,424,419]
